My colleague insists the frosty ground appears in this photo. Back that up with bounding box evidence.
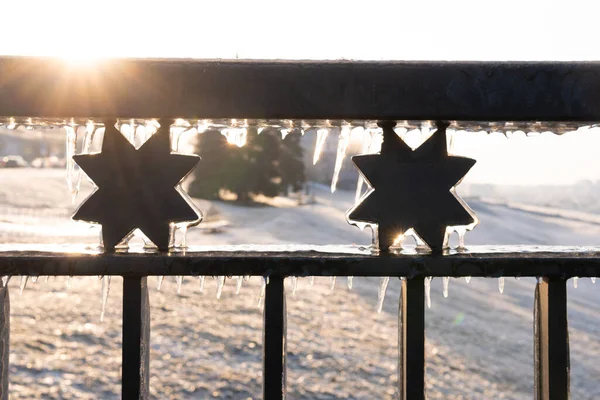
[1,169,600,399]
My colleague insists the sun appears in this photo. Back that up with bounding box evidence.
[59,51,106,67]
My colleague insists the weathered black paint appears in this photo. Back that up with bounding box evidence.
[0,58,599,121]
[0,246,598,277]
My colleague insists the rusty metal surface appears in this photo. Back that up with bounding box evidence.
[0,245,598,277]
[1,57,600,121]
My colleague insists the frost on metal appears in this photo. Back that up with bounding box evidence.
[71,119,202,251]
[347,121,478,253]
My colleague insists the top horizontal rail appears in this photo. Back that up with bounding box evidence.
[0,245,598,278]
[0,57,599,121]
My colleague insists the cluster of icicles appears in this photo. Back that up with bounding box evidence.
[9,274,595,322]
[21,116,591,205]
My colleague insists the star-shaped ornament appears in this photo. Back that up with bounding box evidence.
[73,119,201,251]
[347,121,477,253]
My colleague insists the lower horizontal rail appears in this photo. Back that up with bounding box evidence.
[0,245,599,277]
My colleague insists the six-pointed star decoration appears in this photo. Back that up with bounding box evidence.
[73,119,201,251]
[347,121,477,253]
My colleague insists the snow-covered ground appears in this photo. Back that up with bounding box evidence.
[1,169,600,399]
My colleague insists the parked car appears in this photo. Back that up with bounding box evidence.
[0,155,29,168]
[31,156,65,168]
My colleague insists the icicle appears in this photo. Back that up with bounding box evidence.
[66,276,72,289]
[156,276,164,291]
[280,128,290,139]
[291,276,298,296]
[65,125,77,200]
[448,128,456,153]
[442,277,449,298]
[330,276,336,291]
[1,277,8,287]
[257,277,267,307]
[456,227,466,249]
[465,276,471,283]
[236,276,243,295]
[216,276,225,299]
[198,276,205,293]
[74,122,97,201]
[331,126,351,193]
[179,225,188,248]
[573,277,578,288]
[376,277,390,313]
[170,127,182,152]
[354,128,378,204]
[347,276,353,289]
[168,223,177,248]
[176,276,183,294]
[592,277,596,284]
[425,277,432,309]
[498,277,505,294]
[355,176,365,205]
[31,276,38,283]
[19,276,28,294]
[100,276,111,322]
[45,276,49,283]
[309,276,315,286]
[6,117,16,129]
[313,128,329,165]
[222,128,247,147]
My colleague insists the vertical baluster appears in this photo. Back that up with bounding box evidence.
[534,277,570,400]
[0,279,8,400]
[263,276,287,399]
[398,277,425,400]
[122,277,150,399]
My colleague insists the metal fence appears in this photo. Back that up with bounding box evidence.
[1,57,600,400]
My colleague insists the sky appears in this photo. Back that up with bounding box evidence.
[1,0,599,185]
[1,0,599,61]
[451,127,600,185]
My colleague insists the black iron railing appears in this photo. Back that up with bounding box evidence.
[0,57,600,400]
[0,246,598,399]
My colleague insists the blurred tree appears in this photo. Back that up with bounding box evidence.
[279,130,306,195]
[188,130,232,200]
[240,127,281,200]
[189,127,305,202]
